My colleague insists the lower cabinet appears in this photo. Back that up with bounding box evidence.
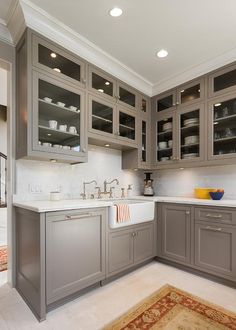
[46,209,106,304]
[195,222,236,280]
[160,204,191,265]
[107,222,155,276]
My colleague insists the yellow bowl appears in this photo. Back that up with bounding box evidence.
[194,188,215,199]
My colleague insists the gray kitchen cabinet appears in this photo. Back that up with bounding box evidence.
[16,29,88,164]
[176,78,205,107]
[155,89,177,113]
[117,81,138,111]
[88,92,138,148]
[195,221,236,280]
[32,33,87,89]
[160,204,191,265]
[134,223,154,263]
[107,222,155,277]
[208,63,236,98]
[46,209,106,304]
[208,92,236,161]
[15,206,106,321]
[108,227,134,275]
[88,65,117,102]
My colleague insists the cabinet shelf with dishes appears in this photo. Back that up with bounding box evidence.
[16,30,87,163]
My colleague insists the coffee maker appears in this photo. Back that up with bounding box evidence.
[144,172,154,196]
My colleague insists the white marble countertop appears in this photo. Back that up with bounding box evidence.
[13,196,236,212]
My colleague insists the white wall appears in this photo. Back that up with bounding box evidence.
[152,165,236,199]
[15,145,142,201]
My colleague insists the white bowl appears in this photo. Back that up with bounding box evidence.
[57,101,65,107]
[158,141,168,149]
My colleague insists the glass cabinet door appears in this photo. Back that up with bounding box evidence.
[156,116,174,163]
[89,95,115,137]
[141,120,147,162]
[117,83,137,110]
[178,107,203,162]
[209,64,236,97]
[33,73,85,155]
[118,110,136,142]
[89,66,116,101]
[177,79,204,107]
[33,36,85,87]
[210,96,236,158]
[156,90,176,112]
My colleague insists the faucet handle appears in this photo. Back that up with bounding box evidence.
[80,193,86,200]
[95,186,102,199]
[121,188,125,198]
[109,187,115,198]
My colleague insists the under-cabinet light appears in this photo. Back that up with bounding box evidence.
[53,68,61,73]
[215,103,221,107]
[98,89,104,93]
[181,90,185,93]
[156,49,168,58]
[105,81,110,86]
[105,144,110,147]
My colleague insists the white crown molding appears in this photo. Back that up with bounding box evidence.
[7,0,26,46]
[0,22,13,45]
[152,48,236,96]
[18,0,153,96]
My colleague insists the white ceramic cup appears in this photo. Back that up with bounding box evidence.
[69,126,77,134]
[50,192,62,201]
[57,101,65,107]
[158,141,167,149]
[59,124,67,132]
[49,120,57,129]
[44,97,52,103]
[69,105,77,111]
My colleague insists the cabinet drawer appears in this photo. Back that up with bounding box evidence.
[195,207,236,225]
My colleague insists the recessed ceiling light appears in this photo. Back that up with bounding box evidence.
[51,52,57,58]
[215,103,221,107]
[98,89,104,93]
[179,167,184,170]
[105,81,110,86]
[53,68,61,73]
[105,144,110,147]
[109,7,123,17]
[156,49,168,58]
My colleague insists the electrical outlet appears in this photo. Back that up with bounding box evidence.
[28,184,42,194]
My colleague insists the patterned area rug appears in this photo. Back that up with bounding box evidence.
[0,246,7,272]
[103,284,236,329]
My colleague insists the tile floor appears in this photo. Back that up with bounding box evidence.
[0,261,235,330]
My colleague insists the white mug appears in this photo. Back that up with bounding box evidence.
[59,124,67,132]
[49,120,57,129]
[69,126,77,134]
[158,141,167,149]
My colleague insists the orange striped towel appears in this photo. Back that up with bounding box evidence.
[115,204,131,223]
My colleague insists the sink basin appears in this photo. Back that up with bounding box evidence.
[107,199,155,229]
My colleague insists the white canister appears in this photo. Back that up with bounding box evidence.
[69,126,77,134]
[50,191,62,201]
[59,124,67,132]
[49,120,57,129]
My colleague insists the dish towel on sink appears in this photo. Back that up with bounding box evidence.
[115,204,131,223]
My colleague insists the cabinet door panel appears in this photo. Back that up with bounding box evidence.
[155,90,176,113]
[108,229,133,275]
[46,210,105,304]
[195,222,236,280]
[88,66,116,101]
[117,83,138,110]
[134,224,154,263]
[177,78,204,107]
[208,64,236,98]
[161,204,191,264]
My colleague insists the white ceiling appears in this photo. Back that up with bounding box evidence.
[24,0,236,86]
[0,0,14,22]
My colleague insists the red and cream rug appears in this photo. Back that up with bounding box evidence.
[0,246,7,272]
[104,284,236,329]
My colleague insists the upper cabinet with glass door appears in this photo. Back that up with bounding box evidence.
[139,95,151,117]
[32,71,86,162]
[32,35,86,88]
[155,90,176,113]
[208,93,236,160]
[208,63,236,98]
[117,82,138,111]
[176,78,205,107]
[88,66,116,102]
[156,114,175,164]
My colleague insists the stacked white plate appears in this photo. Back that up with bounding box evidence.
[160,156,170,161]
[163,122,172,131]
[183,118,199,127]
[184,135,199,145]
[182,153,198,159]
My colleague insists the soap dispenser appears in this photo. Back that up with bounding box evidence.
[127,184,133,197]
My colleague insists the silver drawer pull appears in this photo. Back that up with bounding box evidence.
[206,213,222,219]
[65,213,93,220]
[206,226,222,232]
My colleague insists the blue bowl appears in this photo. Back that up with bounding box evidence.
[209,191,224,200]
